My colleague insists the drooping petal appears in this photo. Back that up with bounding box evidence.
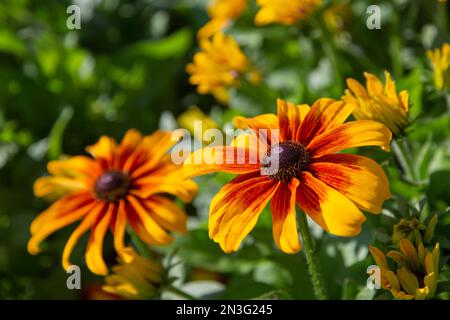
[309,154,390,214]
[113,200,132,261]
[142,196,187,234]
[86,203,115,275]
[306,120,392,158]
[62,202,107,270]
[298,99,354,145]
[270,178,301,253]
[296,172,366,237]
[209,172,279,253]
[28,198,97,255]
[183,146,261,178]
[127,195,173,245]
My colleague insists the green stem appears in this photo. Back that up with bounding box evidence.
[165,285,196,300]
[298,210,328,300]
[391,138,417,183]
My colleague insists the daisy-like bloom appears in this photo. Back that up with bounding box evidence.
[184,98,391,253]
[103,248,162,299]
[198,0,247,39]
[186,32,260,104]
[369,239,440,300]
[28,129,197,275]
[427,43,450,91]
[255,0,322,26]
[342,71,409,136]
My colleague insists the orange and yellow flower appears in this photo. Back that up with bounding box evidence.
[198,0,247,39]
[370,239,440,300]
[255,0,322,26]
[103,248,162,299]
[342,71,409,135]
[427,43,450,91]
[186,32,259,104]
[28,129,197,275]
[184,98,391,254]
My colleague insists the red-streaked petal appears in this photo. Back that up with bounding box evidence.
[296,172,366,237]
[183,146,261,179]
[127,195,173,245]
[142,196,187,234]
[298,99,354,145]
[307,120,392,158]
[86,136,117,169]
[62,202,107,270]
[233,113,279,130]
[310,154,390,214]
[277,98,304,141]
[209,172,279,253]
[27,198,97,255]
[270,178,301,254]
[85,203,115,275]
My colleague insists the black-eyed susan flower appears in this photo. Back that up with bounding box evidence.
[342,71,409,135]
[427,43,450,91]
[184,98,391,254]
[198,0,247,39]
[369,239,440,300]
[186,32,259,104]
[103,248,162,299]
[255,0,322,26]
[28,129,197,275]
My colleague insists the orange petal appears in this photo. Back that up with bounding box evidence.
[118,129,143,168]
[209,172,279,253]
[127,195,173,245]
[113,200,129,258]
[30,192,92,235]
[270,178,301,254]
[307,120,392,158]
[277,99,303,141]
[183,146,261,179]
[86,203,115,275]
[126,205,165,245]
[298,99,354,145]
[86,135,117,169]
[62,202,107,271]
[310,154,390,214]
[233,113,279,130]
[34,176,89,200]
[296,172,366,236]
[47,156,101,180]
[28,198,97,255]
[143,196,187,234]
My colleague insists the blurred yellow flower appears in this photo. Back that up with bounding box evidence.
[370,239,440,300]
[178,106,219,143]
[427,43,450,91]
[28,129,197,275]
[186,32,259,104]
[323,2,351,33]
[342,71,409,135]
[103,248,162,299]
[198,0,247,39]
[392,215,438,245]
[255,0,322,26]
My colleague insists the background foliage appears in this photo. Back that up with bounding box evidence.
[0,0,449,299]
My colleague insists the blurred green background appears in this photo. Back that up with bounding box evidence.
[0,0,449,299]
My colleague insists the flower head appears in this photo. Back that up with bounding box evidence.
[369,240,440,300]
[186,32,259,104]
[427,43,450,91]
[184,98,391,254]
[392,215,438,245]
[342,71,409,135]
[28,129,197,275]
[198,0,247,39]
[103,248,162,299]
[255,0,322,26]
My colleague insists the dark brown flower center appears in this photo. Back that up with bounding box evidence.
[95,171,131,201]
[262,141,310,182]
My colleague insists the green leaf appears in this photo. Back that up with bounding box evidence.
[48,107,73,160]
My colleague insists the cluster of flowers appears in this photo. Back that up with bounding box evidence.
[27,0,449,300]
